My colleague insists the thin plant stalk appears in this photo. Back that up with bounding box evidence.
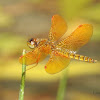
[56,71,68,100]
[19,49,26,100]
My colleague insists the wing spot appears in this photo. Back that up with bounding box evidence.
[52,16,54,20]
[45,66,47,69]
[79,25,83,28]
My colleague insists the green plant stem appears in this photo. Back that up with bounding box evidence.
[56,73,68,100]
[19,49,26,100]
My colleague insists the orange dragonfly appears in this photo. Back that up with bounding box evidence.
[19,15,97,74]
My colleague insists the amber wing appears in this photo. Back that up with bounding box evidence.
[19,45,51,65]
[57,24,93,51]
[45,51,70,74]
[49,15,67,41]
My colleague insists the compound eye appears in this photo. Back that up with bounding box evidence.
[27,38,35,49]
[29,38,33,42]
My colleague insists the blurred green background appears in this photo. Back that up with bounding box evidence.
[0,0,100,100]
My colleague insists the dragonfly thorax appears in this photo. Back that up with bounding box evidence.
[27,38,48,49]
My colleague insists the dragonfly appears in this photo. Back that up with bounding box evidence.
[19,15,97,74]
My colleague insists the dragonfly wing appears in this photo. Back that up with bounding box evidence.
[19,50,39,65]
[45,51,70,74]
[49,15,67,41]
[19,46,49,65]
[57,24,93,51]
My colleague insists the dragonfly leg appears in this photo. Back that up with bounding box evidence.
[26,63,38,71]
[26,59,39,71]
[26,52,40,71]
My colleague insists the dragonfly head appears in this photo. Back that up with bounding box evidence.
[27,38,38,49]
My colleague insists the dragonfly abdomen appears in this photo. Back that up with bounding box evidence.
[68,53,97,63]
